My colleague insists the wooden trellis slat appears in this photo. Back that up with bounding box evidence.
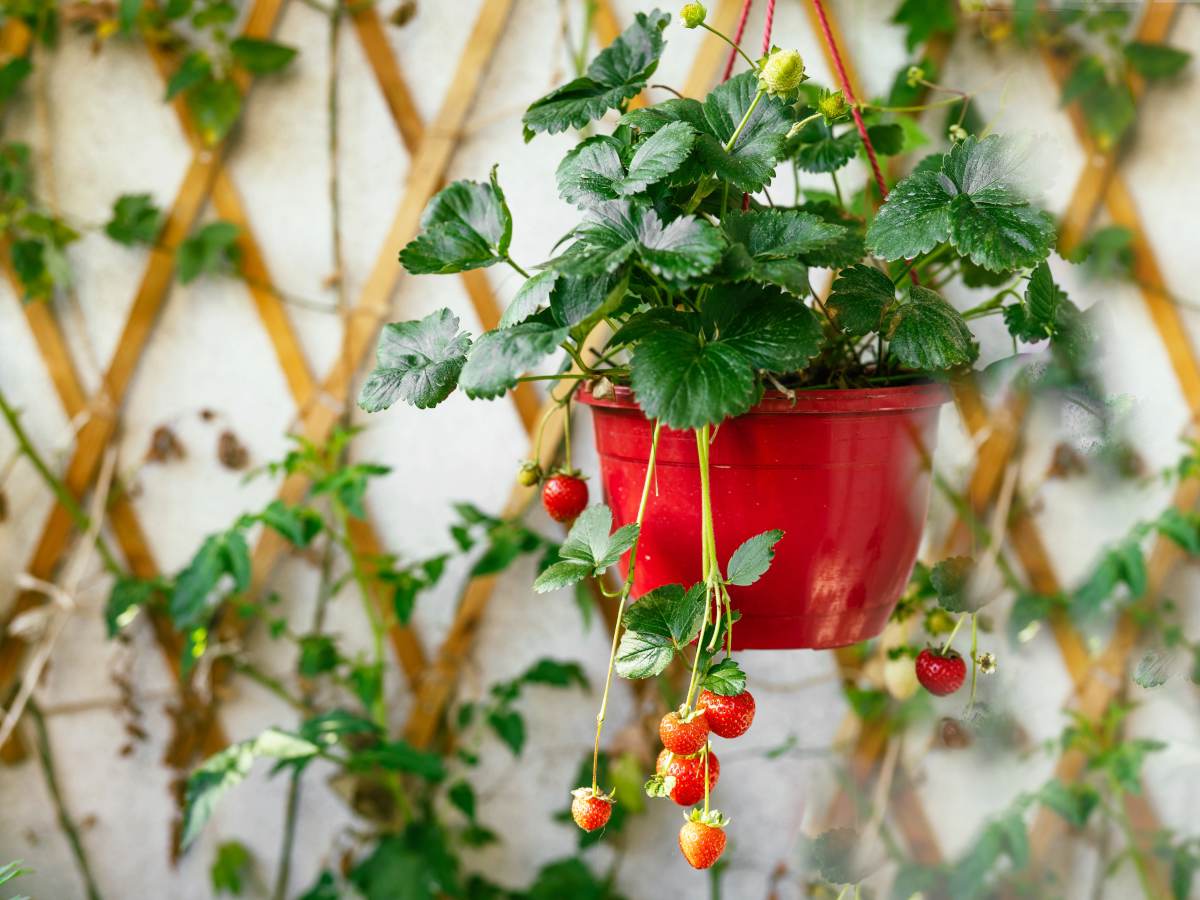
[349,4,540,432]
[139,35,434,688]
[682,0,747,98]
[242,0,516,692]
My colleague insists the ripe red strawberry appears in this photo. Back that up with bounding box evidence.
[678,810,729,869]
[570,787,613,832]
[915,648,966,696]
[659,709,709,755]
[657,749,720,807]
[697,689,755,739]
[542,473,588,523]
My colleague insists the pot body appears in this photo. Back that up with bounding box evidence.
[579,383,949,650]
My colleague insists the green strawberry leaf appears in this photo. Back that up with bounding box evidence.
[522,9,670,136]
[721,208,849,294]
[793,121,859,174]
[827,264,896,336]
[556,200,724,284]
[630,329,757,429]
[182,729,319,849]
[793,201,866,269]
[867,135,1055,272]
[701,658,746,696]
[459,321,569,400]
[533,505,639,592]
[229,36,298,74]
[1123,41,1190,80]
[1061,56,1135,148]
[725,529,785,587]
[1002,261,1064,342]
[499,269,559,327]
[616,583,705,679]
[885,286,977,370]
[105,193,163,247]
[358,309,472,412]
[703,284,823,372]
[177,221,239,283]
[399,167,512,274]
[556,122,696,207]
[695,72,795,192]
[892,0,956,51]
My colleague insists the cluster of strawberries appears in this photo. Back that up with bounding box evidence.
[571,686,756,870]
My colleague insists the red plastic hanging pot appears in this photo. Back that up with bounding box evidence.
[579,382,951,650]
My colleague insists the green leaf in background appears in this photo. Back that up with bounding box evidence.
[105,193,163,246]
[1123,41,1191,81]
[1007,592,1054,644]
[459,321,568,399]
[348,740,447,779]
[522,9,670,136]
[499,269,558,327]
[297,634,340,677]
[521,658,589,689]
[165,52,211,101]
[891,0,957,51]
[1003,261,1064,342]
[1060,55,1135,150]
[556,122,695,207]
[827,264,895,336]
[181,729,320,849]
[210,840,252,896]
[105,577,156,637]
[534,505,638,592]
[187,77,242,145]
[0,57,32,107]
[1066,224,1134,280]
[1154,507,1200,556]
[258,499,323,547]
[721,208,848,294]
[358,309,472,412]
[1036,778,1099,829]
[725,529,785,587]
[616,583,705,679]
[169,526,250,628]
[558,200,724,284]
[868,135,1055,271]
[0,860,29,887]
[702,657,746,696]
[230,37,298,74]
[885,286,977,370]
[399,169,512,274]
[487,708,526,755]
[930,555,973,612]
[177,220,240,283]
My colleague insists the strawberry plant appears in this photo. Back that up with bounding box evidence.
[354,2,1090,865]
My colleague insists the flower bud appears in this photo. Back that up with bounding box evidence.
[679,2,706,28]
[758,48,806,99]
[947,123,968,143]
[817,89,850,123]
[905,65,926,88]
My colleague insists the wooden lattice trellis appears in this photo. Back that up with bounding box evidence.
[0,0,1196,891]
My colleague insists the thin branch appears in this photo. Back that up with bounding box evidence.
[29,700,105,900]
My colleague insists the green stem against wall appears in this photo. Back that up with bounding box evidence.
[333,501,387,728]
[0,389,123,576]
[699,21,757,74]
[1104,780,1158,900]
[29,701,104,900]
[590,420,663,793]
[232,659,310,713]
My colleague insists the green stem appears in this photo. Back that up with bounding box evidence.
[333,504,387,728]
[940,613,967,654]
[233,659,310,713]
[0,390,123,576]
[830,169,844,208]
[700,21,758,74]
[590,421,663,793]
[503,254,531,278]
[29,701,104,900]
[684,425,716,713]
[723,88,765,153]
[1107,777,1158,900]
[966,613,979,710]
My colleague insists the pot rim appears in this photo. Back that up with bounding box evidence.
[578,379,952,415]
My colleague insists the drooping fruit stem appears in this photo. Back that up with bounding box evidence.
[685,424,721,712]
[940,612,967,655]
[590,420,663,793]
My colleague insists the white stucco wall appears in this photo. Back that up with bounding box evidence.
[1,1,1198,898]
